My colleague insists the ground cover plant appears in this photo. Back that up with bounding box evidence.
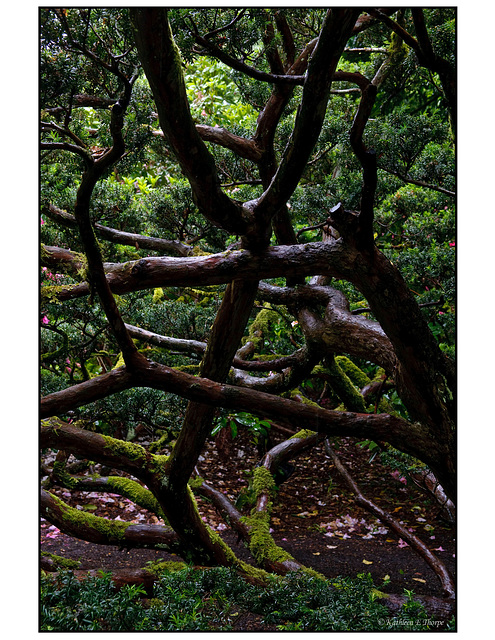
[40,7,456,631]
[40,565,455,632]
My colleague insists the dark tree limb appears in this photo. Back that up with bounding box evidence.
[131,8,251,239]
[42,240,358,302]
[377,168,455,197]
[195,124,263,163]
[191,31,306,86]
[348,80,378,248]
[69,68,145,370]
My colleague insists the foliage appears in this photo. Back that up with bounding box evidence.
[40,568,441,632]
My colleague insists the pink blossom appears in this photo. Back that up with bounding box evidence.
[40,217,45,225]
[438,311,444,315]
[391,470,406,483]
[398,538,409,548]
[42,315,49,325]
[449,241,455,247]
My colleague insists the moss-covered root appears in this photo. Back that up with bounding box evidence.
[244,466,323,579]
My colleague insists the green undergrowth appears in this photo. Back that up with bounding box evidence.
[40,567,454,632]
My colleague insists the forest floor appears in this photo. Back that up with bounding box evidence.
[41,429,456,627]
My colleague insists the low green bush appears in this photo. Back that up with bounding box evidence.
[40,567,453,632]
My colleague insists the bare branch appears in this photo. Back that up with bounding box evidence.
[325,440,455,599]
[43,204,194,256]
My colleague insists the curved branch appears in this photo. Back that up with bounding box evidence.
[192,32,306,86]
[40,367,134,417]
[125,322,309,374]
[254,9,360,225]
[377,168,455,197]
[40,141,94,166]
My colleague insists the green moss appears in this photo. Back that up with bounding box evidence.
[252,466,275,496]
[52,461,78,489]
[191,246,211,256]
[41,552,81,569]
[335,356,371,389]
[174,364,201,374]
[245,510,293,565]
[111,352,126,370]
[149,432,172,453]
[152,287,164,303]
[288,389,320,408]
[188,476,205,490]
[144,560,186,574]
[40,284,77,304]
[290,429,317,440]
[242,306,278,350]
[49,491,132,542]
[150,453,169,473]
[101,435,147,466]
[326,357,367,413]
[106,476,167,522]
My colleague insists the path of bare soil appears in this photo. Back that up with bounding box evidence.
[41,431,456,601]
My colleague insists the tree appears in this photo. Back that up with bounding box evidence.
[40,7,456,601]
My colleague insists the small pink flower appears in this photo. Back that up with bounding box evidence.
[42,316,49,325]
[398,538,408,548]
[449,241,455,247]
[439,311,444,315]
[40,217,45,225]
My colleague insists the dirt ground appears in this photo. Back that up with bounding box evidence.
[41,430,456,601]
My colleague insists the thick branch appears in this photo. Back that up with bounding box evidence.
[349,82,378,247]
[192,32,305,86]
[377,169,455,197]
[195,124,263,163]
[130,8,250,238]
[44,240,358,301]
